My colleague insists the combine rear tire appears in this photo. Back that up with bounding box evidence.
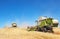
[46,26,54,33]
[43,28,47,32]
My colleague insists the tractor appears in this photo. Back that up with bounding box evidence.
[12,23,17,27]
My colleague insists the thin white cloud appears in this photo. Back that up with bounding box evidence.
[4,18,32,28]
[41,11,53,18]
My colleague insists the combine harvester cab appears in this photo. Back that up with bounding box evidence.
[52,19,59,27]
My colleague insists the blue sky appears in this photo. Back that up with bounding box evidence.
[0,0,60,28]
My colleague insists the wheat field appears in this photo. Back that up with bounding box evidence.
[0,27,60,39]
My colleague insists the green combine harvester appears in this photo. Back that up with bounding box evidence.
[27,16,59,33]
